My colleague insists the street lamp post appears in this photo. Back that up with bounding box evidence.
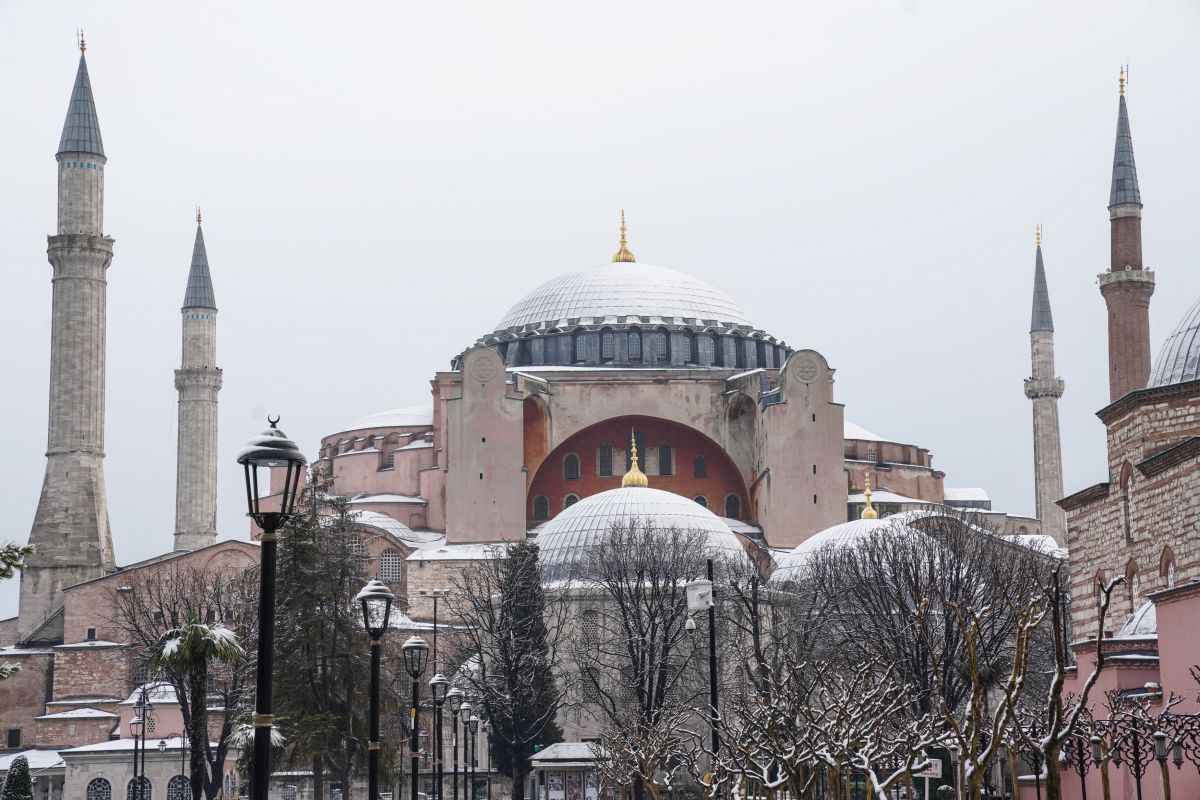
[430,673,449,800]
[685,560,719,760]
[459,702,472,800]
[358,579,397,800]
[483,720,492,800]
[403,637,431,800]
[468,715,479,800]
[129,714,144,799]
[447,689,464,800]
[237,418,307,800]
[1154,731,1172,800]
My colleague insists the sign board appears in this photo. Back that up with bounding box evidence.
[914,758,942,779]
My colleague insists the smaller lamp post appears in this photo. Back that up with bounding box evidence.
[459,702,472,800]
[358,579,397,800]
[447,688,464,800]
[1154,731,1172,800]
[403,637,431,800]
[430,674,449,800]
[483,720,493,800]
[468,715,480,800]
[129,715,144,799]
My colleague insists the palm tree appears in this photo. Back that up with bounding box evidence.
[152,617,245,800]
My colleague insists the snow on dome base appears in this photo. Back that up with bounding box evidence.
[535,486,749,580]
[494,263,753,332]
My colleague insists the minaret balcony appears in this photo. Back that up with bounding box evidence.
[1098,268,1155,287]
[1024,377,1065,399]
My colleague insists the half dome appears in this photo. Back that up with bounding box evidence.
[769,517,898,586]
[535,486,749,580]
[495,263,753,333]
[1149,296,1200,388]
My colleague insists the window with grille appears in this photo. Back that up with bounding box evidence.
[581,668,601,704]
[678,335,692,363]
[600,331,614,362]
[574,333,588,363]
[694,455,706,478]
[598,444,613,477]
[694,496,708,509]
[581,609,600,646]
[628,331,642,362]
[653,331,668,362]
[698,335,715,364]
[127,777,151,800]
[349,536,367,560]
[563,454,581,480]
[564,494,579,509]
[87,779,112,800]
[380,549,402,582]
[532,495,550,520]
[281,787,298,800]
[658,444,673,476]
[724,495,741,519]
[167,777,190,800]
[6,729,20,748]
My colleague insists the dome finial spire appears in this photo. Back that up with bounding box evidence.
[621,429,649,488]
[1119,65,1126,97]
[1036,223,1042,248]
[860,475,879,519]
[196,205,202,227]
[613,210,636,263]
[77,29,86,54]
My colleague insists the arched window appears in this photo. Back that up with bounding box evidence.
[677,333,693,364]
[697,334,715,365]
[87,779,112,800]
[564,494,580,509]
[724,494,741,519]
[652,330,669,363]
[167,776,190,800]
[563,453,581,481]
[733,334,747,369]
[658,444,673,476]
[1167,560,1177,588]
[574,331,588,363]
[127,777,151,800]
[693,455,707,478]
[693,495,709,509]
[600,329,615,363]
[598,444,614,477]
[628,330,642,362]
[1126,562,1140,612]
[1122,464,1135,541]
[581,608,600,646]
[349,536,366,560]
[380,549,402,582]
[532,495,550,521]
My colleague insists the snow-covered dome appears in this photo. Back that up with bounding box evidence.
[535,486,750,580]
[1149,297,1200,387]
[494,263,753,332]
[346,405,433,432]
[769,517,900,586]
[1115,600,1157,638]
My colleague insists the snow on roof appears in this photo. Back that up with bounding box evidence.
[55,640,122,650]
[530,741,598,764]
[399,439,434,451]
[0,644,55,656]
[944,488,990,502]
[407,543,505,561]
[847,490,930,505]
[843,421,886,442]
[349,493,426,505]
[36,707,118,720]
[0,750,66,772]
[63,736,197,755]
[345,405,434,432]
[120,682,178,706]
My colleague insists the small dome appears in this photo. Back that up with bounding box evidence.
[1115,600,1157,638]
[535,486,749,580]
[494,263,753,332]
[1149,297,1200,388]
[346,405,433,432]
[769,517,898,586]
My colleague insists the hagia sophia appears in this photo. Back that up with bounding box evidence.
[2,43,1199,800]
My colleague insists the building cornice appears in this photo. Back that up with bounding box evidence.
[1135,436,1200,478]
[1057,482,1110,512]
[1097,377,1200,425]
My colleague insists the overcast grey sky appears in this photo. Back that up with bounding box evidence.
[2,1,1199,617]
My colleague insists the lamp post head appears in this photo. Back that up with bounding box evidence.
[237,417,307,534]
[447,686,464,713]
[685,616,697,632]
[685,578,714,613]
[402,635,430,679]
[459,701,472,719]
[1090,736,1103,766]
[1153,730,1168,763]
[356,579,396,639]
[129,716,144,738]
[468,715,479,734]
[430,672,450,705]
[158,740,167,753]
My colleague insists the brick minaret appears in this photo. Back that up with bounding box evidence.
[19,43,117,641]
[1024,227,1066,544]
[1099,70,1154,402]
[174,211,222,551]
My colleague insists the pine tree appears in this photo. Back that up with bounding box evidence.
[1,755,33,800]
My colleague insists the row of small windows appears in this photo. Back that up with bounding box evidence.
[185,313,214,320]
[500,329,788,370]
[533,492,740,520]
[62,160,103,170]
[1097,548,1180,614]
[564,446,708,480]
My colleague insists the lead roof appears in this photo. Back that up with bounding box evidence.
[57,54,104,158]
[183,226,217,309]
[1109,95,1141,207]
[1031,243,1054,332]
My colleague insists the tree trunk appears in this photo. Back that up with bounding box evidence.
[189,658,209,800]
[314,757,325,800]
[1007,747,1020,800]
[512,760,525,800]
[1042,744,1062,800]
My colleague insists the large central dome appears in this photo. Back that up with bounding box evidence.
[495,263,753,332]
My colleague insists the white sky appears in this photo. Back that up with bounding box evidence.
[2,1,1199,618]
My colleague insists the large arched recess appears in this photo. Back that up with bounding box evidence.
[526,415,751,525]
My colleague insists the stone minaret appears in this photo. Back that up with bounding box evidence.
[1024,227,1066,544]
[174,211,222,551]
[1099,69,1154,402]
[19,43,117,641]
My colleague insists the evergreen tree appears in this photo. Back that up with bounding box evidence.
[453,542,565,800]
[0,543,33,581]
[1,755,33,800]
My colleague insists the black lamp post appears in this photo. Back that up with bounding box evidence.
[447,688,464,800]
[358,579,397,800]
[1154,731,1172,800]
[129,714,144,799]
[483,720,492,800]
[430,673,449,800]
[238,417,307,800]
[458,701,472,800]
[685,560,719,762]
[468,715,479,800]
[403,637,431,800]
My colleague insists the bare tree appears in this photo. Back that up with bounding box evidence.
[112,561,258,800]
[451,541,569,800]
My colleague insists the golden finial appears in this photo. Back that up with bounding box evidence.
[860,475,879,519]
[1119,66,1126,97]
[612,210,636,263]
[195,206,203,227]
[621,430,649,488]
[78,29,86,54]
[1036,224,1042,248]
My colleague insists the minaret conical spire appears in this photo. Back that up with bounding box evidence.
[183,211,217,309]
[1031,225,1054,332]
[57,50,104,157]
[1109,68,1141,209]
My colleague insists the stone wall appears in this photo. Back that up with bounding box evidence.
[35,715,116,747]
[0,651,53,749]
[52,644,130,700]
